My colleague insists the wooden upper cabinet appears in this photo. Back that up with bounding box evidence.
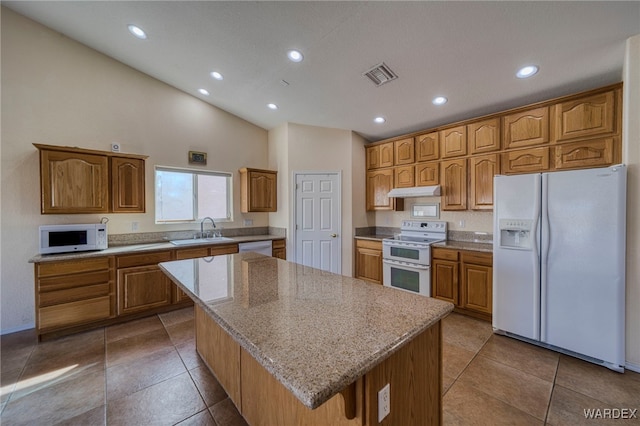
[503,107,550,149]
[367,168,404,211]
[35,144,147,214]
[440,125,467,158]
[394,166,414,188]
[441,159,467,211]
[111,157,145,213]
[468,118,500,154]
[366,142,394,169]
[415,162,439,186]
[415,132,439,162]
[239,168,277,212]
[555,138,615,170]
[469,154,499,210]
[38,149,110,214]
[501,147,550,174]
[554,90,617,142]
[394,138,415,165]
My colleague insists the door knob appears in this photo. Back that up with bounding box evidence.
[330,234,337,238]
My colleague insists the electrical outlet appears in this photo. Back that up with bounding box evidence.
[459,219,466,228]
[243,219,253,227]
[378,383,390,422]
[131,221,139,231]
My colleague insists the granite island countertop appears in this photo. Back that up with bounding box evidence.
[159,253,454,410]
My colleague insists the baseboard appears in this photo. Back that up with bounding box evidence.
[625,361,640,373]
[1,322,35,335]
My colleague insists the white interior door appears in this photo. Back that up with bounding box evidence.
[294,172,341,274]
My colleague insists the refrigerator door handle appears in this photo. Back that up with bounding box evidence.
[540,173,550,342]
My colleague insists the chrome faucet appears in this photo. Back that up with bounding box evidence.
[200,217,216,238]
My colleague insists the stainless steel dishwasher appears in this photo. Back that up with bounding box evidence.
[238,240,273,256]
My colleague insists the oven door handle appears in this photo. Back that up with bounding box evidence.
[382,259,430,270]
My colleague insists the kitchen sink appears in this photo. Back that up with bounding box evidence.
[170,237,234,246]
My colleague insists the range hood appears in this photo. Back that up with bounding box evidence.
[387,185,441,198]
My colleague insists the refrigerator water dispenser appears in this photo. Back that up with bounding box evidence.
[498,219,533,250]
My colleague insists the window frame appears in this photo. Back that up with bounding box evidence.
[154,165,233,224]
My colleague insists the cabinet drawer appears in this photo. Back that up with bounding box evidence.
[210,244,238,256]
[39,283,112,307]
[356,239,383,251]
[39,296,112,330]
[37,257,111,277]
[175,247,210,260]
[461,251,492,266]
[117,251,173,268]
[38,270,112,292]
[432,248,458,261]
[272,239,285,249]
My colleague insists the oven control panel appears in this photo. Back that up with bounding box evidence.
[400,220,448,232]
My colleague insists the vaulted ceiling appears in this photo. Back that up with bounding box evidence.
[4,1,640,141]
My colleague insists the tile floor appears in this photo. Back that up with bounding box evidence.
[1,309,639,425]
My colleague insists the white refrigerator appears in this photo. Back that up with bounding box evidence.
[492,165,626,372]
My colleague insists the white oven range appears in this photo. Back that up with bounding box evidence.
[382,220,447,296]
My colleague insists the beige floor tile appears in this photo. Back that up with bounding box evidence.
[0,329,37,374]
[443,341,476,379]
[443,381,543,426]
[555,355,640,408]
[479,334,559,382]
[15,329,105,399]
[189,366,228,407]
[1,369,21,404]
[442,313,493,353]
[546,385,622,426]
[55,404,106,426]
[105,315,164,343]
[209,398,248,426]
[176,409,217,425]
[166,318,196,345]
[107,373,206,426]
[0,369,105,426]
[457,355,553,420]
[176,340,207,371]
[106,327,173,367]
[159,306,195,327]
[106,346,186,401]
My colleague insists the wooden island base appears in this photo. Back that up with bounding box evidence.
[195,305,442,426]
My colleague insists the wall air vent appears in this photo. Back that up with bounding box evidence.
[363,63,398,87]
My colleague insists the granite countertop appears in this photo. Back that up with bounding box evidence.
[432,240,493,253]
[159,253,453,410]
[29,234,284,263]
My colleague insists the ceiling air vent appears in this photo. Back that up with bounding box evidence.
[363,62,398,87]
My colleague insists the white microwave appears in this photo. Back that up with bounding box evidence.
[39,223,108,254]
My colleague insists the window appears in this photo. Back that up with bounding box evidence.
[155,166,232,223]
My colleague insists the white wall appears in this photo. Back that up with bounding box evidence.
[1,8,269,333]
[623,34,640,370]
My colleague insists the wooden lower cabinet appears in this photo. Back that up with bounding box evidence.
[354,239,383,284]
[432,247,492,321]
[35,257,115,335]
[272,239,286,259]
[117,265,173,315]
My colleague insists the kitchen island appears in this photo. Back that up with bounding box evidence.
[159,253,453,426]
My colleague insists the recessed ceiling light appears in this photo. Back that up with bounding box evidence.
[127,24,147,40]
[374,117,386,124]
[210,71,223,81]
[287,50,304,63]
[516,65,539,79]
[432,96,448,106]
[198,88,210,96]
[267,103,278,110]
